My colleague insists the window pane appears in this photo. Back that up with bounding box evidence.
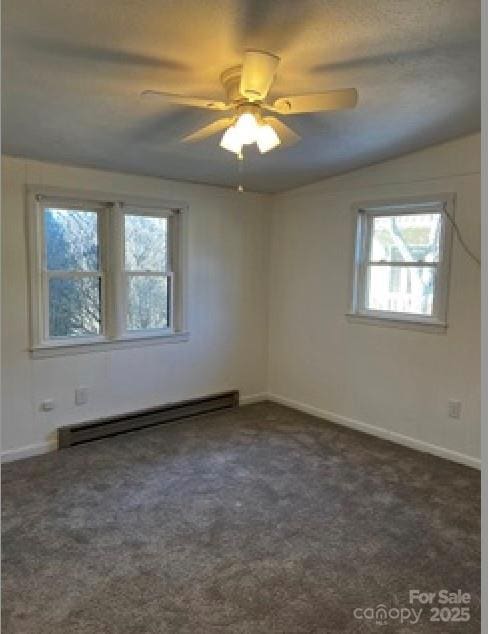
[49,277,101,337]
[127,275,169,330]
[370,213,441,263]
[44,209,99,271]
[125,215,168,271]
[366,265,435,315]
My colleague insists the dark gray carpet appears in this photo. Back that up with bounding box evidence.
[2,402,480,633]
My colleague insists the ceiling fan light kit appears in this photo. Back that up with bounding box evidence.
[234,111,259,145]
[141,49,358,161]
[219,106,281,155]
[220,125,243,155]
[256,124,280,154]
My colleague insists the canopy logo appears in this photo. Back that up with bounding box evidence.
[353,590,472,626]
[353,604,422,626]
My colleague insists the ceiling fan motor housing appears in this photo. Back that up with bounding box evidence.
[235,102,263,122]
[220,66,244,104]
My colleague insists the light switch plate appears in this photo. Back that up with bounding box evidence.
[75,387,88,405]
[41,399,55,411]
[448,399,462,419]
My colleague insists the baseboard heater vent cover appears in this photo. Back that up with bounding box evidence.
[58,390,239,448]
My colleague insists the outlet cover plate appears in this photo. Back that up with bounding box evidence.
[75,387,88,405]
[448,399,462,419]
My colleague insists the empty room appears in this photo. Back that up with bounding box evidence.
[1,0,483,632]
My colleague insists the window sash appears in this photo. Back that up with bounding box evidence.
[364,210,443,266]
[42,205,104,273]
[364,263,439,318]
[122,208,173,274]
[365,261,438,267]
[351,198,453,326]
[121,209,174,334]
[43,273,105,341]
[41,205,106,341]
[124,271,174,333]
[44,270,104,278]
[29,191,185,351]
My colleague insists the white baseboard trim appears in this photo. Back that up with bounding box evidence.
[267,393,481,470]
[1,440,57,463]
[3,394,479,470]
[239,393,269,405]
[2,395,268,462]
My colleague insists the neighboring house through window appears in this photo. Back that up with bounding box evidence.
[350,195,454,329]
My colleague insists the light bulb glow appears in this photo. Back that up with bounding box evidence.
[256,124,281,153]
[220,126,242,155]
[220,111,280,155]
[234,112,259,145]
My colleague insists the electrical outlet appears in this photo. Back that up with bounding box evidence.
[41,399,55,411]
[448,400,462,419]
[75,387,88,406]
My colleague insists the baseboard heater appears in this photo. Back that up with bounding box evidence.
[58,390,239,448]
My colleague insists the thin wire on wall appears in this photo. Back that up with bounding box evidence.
[443,207,481,267]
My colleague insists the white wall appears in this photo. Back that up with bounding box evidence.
[268,133,481,466]
[1,157,270,458]
[1,134,481,466]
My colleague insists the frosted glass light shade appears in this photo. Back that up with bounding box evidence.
[234,113,259,145]
[256,124,281,153]
[220,126,242,154]
[220,114,281,155]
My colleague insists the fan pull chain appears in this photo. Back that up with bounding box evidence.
[237,151,244,192]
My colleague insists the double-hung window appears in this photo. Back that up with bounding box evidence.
[29,189,187,356]
[350,196,453,328]
[43,205,105,339]
[123,211,173,333]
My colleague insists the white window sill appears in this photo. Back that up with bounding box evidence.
[31,332,190,358]
[346,313,447,333]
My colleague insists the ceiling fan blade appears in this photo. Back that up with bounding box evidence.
[272,89,358,114]
[140,90,230,111]
[239,50,280,101]
[181,117,235,143]
[262,117,300,147]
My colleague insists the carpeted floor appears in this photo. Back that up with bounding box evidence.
[2,402,480,633]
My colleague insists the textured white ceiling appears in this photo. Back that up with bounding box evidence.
[2,0,481,192]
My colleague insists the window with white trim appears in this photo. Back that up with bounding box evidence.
[350,197,453,327]
[123,211,172,333]
[44,206,104,338]
[29,190,187,355]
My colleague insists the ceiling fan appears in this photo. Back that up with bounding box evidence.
[141,50,358,156]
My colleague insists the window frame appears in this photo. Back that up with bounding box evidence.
[349,195,454,330]
[121,207,174,338]
[27,187,189,357]
[40,201,107,344]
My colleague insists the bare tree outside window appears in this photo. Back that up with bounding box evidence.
[124,214,170,331]
[30,193,184,355]
[44,209,102,337]
[43,209,173,337]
